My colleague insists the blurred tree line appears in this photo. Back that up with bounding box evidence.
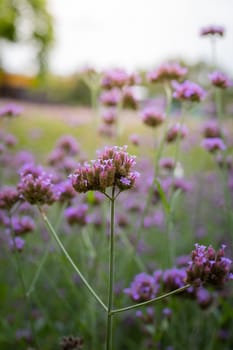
[0,0,53,75]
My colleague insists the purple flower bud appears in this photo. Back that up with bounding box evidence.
[0,186,19,210]
[172,80,206,102]
[200,25,225,37]
[100,88,122,106]
[201,138,226,152]
[147,63,187,83]
[140,107,165,128]
[124,272,160,302]
[209,71,232,89]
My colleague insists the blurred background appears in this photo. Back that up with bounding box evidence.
[0,0,232,105]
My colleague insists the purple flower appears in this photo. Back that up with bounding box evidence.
[200,25,225,37]
[124,272,160,302]
[0,186,19,210]
[162,268,186,291]
[147,63,187,83]
[101,68,129,89]
[70,146,139,193]
[17,165,57,206]
[202,120,222,138]
[65,204,89,226]
[55,135,80,156]
[186,244,233,287]
[172,80,206,102]
[159,158,176,171]
[201,138,226,152]
[0,103,23,117]
[140,106,165,128]
[9,237,25,252]
[209,71,232,89]
[101,108,117,125]
[166,123,188,142]
[100,88,122,106]
[12,216,35,235]
[122,87,139,110]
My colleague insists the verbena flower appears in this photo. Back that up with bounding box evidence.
[200,25,225,37]
[147,63,187,83]
[60,335,84,350]
[166,123,188,142]
[100,88,122,106]
[102,108,117,125]
[140,106,165,128]
[12,216,35,235]
[64,204,89,226]
[0,186,19,210]
[201,138,226,152]
[55,135,80,156]
[159,157,176,171]
[101,68,129,89]
[209,71,232,89]
[162,268,187,291]
[70,146,139,193]
[18,165,57,205]
[122,87,139,110]
[9,236,25,252]
[124,272,160,302]
[172,80,206,102]
[186,244,233,287]
[0,103,23,117]
[202,120,222,138]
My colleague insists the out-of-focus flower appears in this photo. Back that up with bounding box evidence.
[18,165,57,206]
[100,88,122,106]
[60,335,84,350]
[56,135,80,156]
[201,138,226,152]
[0,103,23,117]
[162,268,187,291]
[129,134,140,146]
[0,186,19,211]
[216,154,233,170]
[140,106,165,128]
[101,108,117,125]
[200,25,225,37]
[12,216,35,235]
[55,180,76,204]
[9,236,25,252]
[166,123,188,142]
[124,272,160,302]
[159,158,176,171]
[172,80,206,102]
[64,204,88,226]
[70,146,139,193]
[209,71,232,89]
[101,68,129,89]
[122,87,139,110]
[147,63,187,83]
[186,244,233,287]
[202,120,222,138]
[196,287,213,309]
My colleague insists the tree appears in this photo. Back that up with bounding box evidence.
[0,0,54,75]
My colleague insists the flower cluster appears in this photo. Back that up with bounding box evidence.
[0,186,19,211]
[209,71,232,89]
[201,138,226,153]
[100,88,122,106]
[200,25,225,37]
[166,123,188,142]
[172,80,206,102]
[60,336,84,350]
[17,165,57,206]
[202,120,222,138]
[0,103,23,117]
[186,244,233,287]
[70,146,139,193]
[124,272,160,302]
[11,216,35,235]
[147,63,187,83]
[140,107,165,128]
[65,204,89,226]
[101,68,130,89]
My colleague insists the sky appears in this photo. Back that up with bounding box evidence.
[2,0,233,75]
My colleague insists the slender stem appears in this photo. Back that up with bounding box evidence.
[110,284,191,315]
[38,206,108,312]
[106,186,116,350]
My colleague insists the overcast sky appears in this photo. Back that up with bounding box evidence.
[3,0,233,75]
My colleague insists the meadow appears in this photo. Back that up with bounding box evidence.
[0,28,233,350]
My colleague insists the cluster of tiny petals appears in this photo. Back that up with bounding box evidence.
[186,244,233,287]
[56,135,80,156]
[202,120,222,138]
[200,25,225,37]
[147,62,187,83]
[101,108,117,125]
[124,272,160,302]
[172,80,206,102]
[70,146,139,193]
[17,164,57,205]
[11,216,35,235]
[201,138,226,152]
[140,107,165,128]
[166,123,188,142]
[0,103,23,117]
[101,68,130,89]
[100,88,122,106]
[0,186,20,210]
[209,71,232,89]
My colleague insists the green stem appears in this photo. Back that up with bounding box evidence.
[110,284,190,315]
[106,186,116,350]
[38,206,107,312]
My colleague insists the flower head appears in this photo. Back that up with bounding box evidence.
[172,80,206,102]
[186,244,233,287]
[70,146,139,193]
[200,25,225,37]
[0,103,23,117]
[124,272,160,302]
[140,107,165,128]
[0,186,19,210]
[100,88,122,106]
[101,68,129,89]
[209,71,232,89]
[147,63,187,83]
[166,123,188,142]
[201,138,226,153]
